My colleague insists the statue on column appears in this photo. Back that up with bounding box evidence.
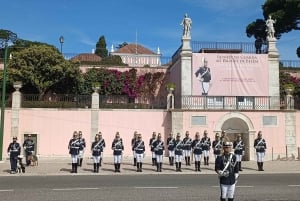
[180,14,192,38]
[266,15,276,39]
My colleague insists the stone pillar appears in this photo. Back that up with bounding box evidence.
[285,112,297,159]
[180,36,192,108]
[171,111,183,136]
[267,38,280,109]
[11,82,22,138]
[91,88,99,140]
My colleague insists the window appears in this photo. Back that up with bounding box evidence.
[191,116,206,126]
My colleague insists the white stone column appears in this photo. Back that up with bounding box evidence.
[91,89,99,140]
[267,38,280,109]
[285,112,297,159]
[171,111,183,136]
[11,82,22,138]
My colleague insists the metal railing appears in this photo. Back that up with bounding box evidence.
[280,60,300,68]
[181,96,281,110]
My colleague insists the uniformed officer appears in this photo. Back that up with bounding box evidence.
[254,131,267,171]
[133,133,145,172]
[131,131,138,166]
[233,134,245,171]
[77,131,86,167]
[201,130,211,166]
[149,132,157,166]
[152,133,164,172]
[220,130,229,144]
[215,141,239,201]
[213,133,223,159]
[96,132,106,167]
[167,132,175,166]
[174,133,184,172]
[191,132,203,172]
[91,135,102,173]
[68,131,80,173]
[7,136,21,174]
[183,131,192,166]
[23,134,35,166]
[111,132,124,173]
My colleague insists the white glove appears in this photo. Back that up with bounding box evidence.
[217,170,223,176]
[7,152,10,157]
[235,173,239,180]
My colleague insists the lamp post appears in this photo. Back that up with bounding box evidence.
[59,36,64,54]
[0,43,8,161]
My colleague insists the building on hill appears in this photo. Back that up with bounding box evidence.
[70,53,102,63]
[110,43,162,67]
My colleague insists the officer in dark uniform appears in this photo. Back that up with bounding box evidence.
[7,136,21,174]
[77,131,86,167]
[254,131,267,171]
[215,141,239,201]
[152,133,164,172]
[111,132,124,173]
[183,131,192,166]
[195,58,211,95]
[23,134,35,166]
[233,134,245,171]
[91,135,101,173]
[68,131,80,173]
[149,132,157,166]
[174,133,184,172]
[201,130,211,166]
[96,132,106,167]
[167,132,175,166]
[191,132,203,172]
[220,130,229,144]
[131,131,138,166]
[133,133,145,172]
[213,133,223,159]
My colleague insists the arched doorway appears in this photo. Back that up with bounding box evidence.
[215,113,255,161]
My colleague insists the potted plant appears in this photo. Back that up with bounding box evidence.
[284,83,295,95]
[92,82,101,92]
[166,82,176,92]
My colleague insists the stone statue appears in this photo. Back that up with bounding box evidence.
[180,14,192,37]
[266,15,276,39]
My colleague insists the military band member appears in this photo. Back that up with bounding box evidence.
[215,141,239,201]
[220,130,230,144]
[183,131,192,166]
[68,131,80,173]
[23,134,35,166]
[201,130,211,166]
[167,132,175,166]
[133,133,145,172]
[96,132,106,166]
[233,134,245,171]
[254,131,267,171]
[174,133,184,172]
[112,132,124,173]
[149,132,157,166]
[131,131,138,166]
[77,131,86,167]
[213,133,223,159]
[152,133,164,172]
[191,132,203,172]
[91,135,104,173]
[7,136,21,174]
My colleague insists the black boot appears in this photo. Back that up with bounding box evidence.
[198,161,201,172]
[96,163,100,173]
[140,162,143,172]
[169,157,171,165]
[257,162,260,171]
[99,158,102,166]
[175,162,179,172]
[228,198,234,201]
[134,158,137,166]
[118,163,121,172]
[71,163,75,173]
[207,157,209,166]
[188,157,191,166]
[154,158,157,166]
[93,163,96,173]
[159,163,162,172]
[80,158,83,167]
[220,198,226,201]
[203,157,206,165]
[156,163,159,172]
[74,163,78,173]
[261,162,264,171]
[239,162,243,171]
[179,162,182,172]
[185,157,188,166]
[171,157,174,166]
[195,162,198,171]
[114,164,118,172]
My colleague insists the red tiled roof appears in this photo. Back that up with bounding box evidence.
[71,53,102,62]
[116,43,156,55]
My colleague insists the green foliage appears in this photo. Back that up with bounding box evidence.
[95,35,108,58]
[297,46,300,58]
[279,71,300,97]
[99,55,127,66]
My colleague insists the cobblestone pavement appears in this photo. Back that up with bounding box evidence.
[0,156,299,176]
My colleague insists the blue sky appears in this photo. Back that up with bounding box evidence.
[1,0,299,60]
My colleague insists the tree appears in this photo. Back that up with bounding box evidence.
[0,29,18,60]
[117,42,128,49]
[7,45,82,97]
[95,35,108,58]
[297,46,300,58]
[246,0,299,54]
